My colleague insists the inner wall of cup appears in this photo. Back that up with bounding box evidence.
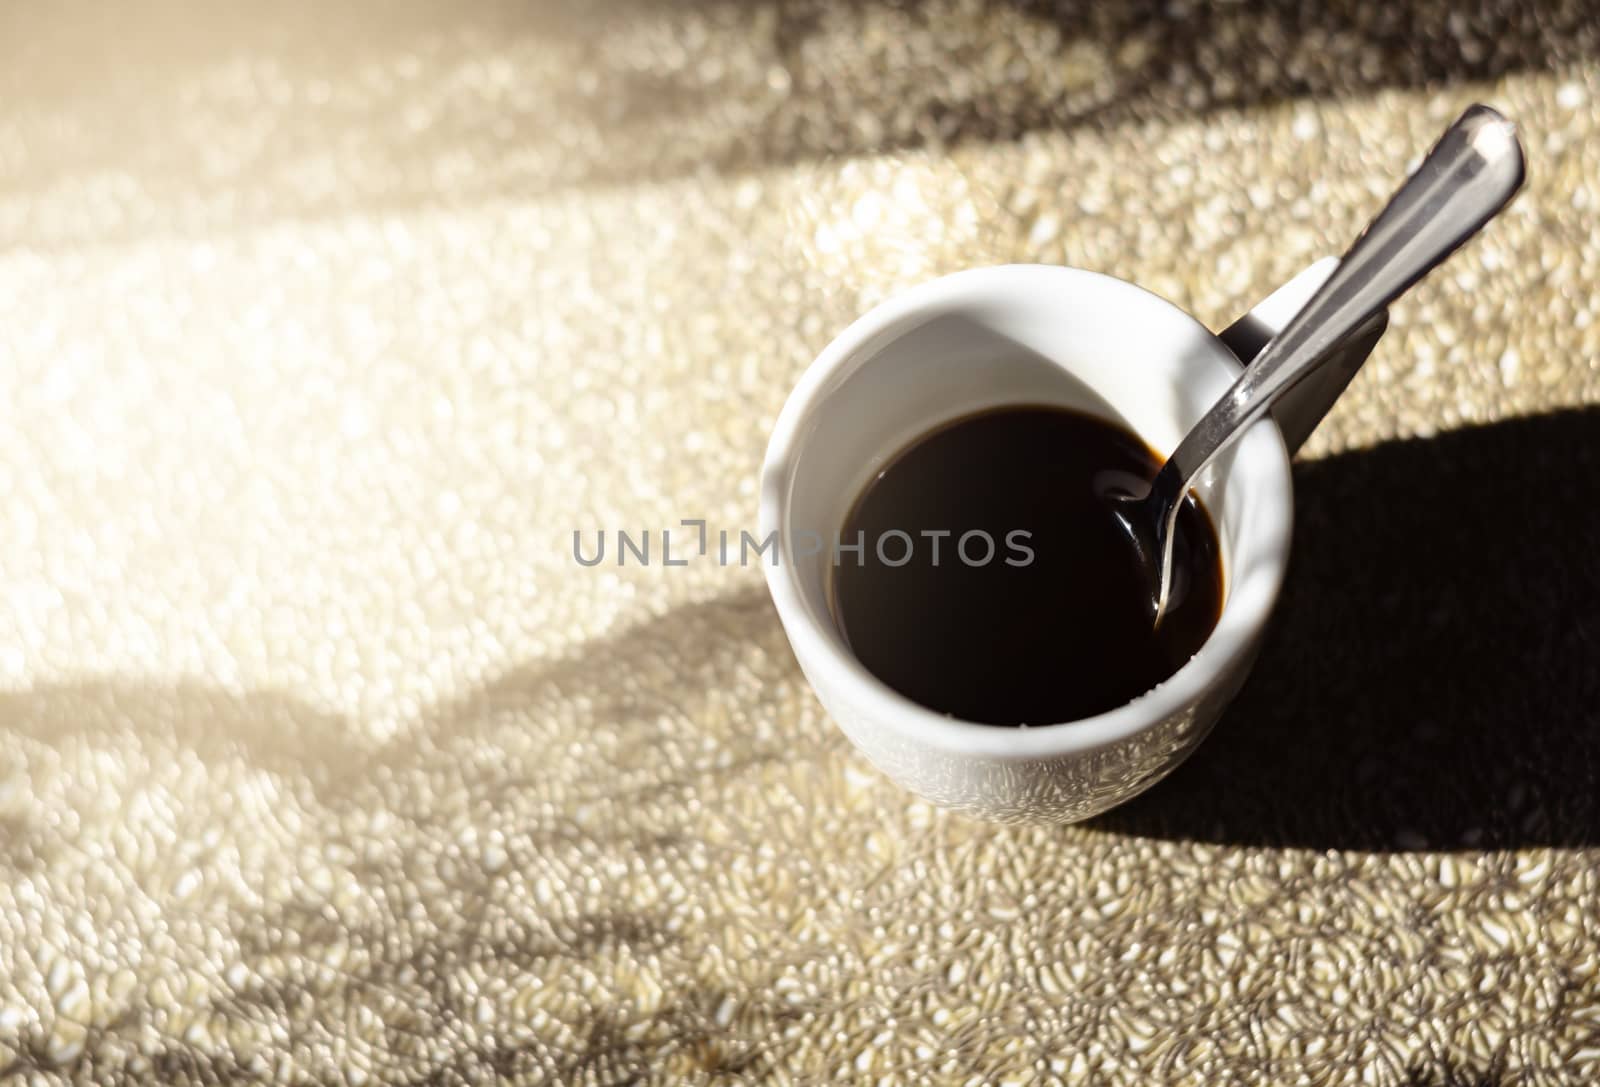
[782,280,1270,647]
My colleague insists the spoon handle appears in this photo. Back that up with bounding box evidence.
[1152,104,1525,500]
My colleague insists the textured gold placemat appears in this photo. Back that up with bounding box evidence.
[2,2,1598,1083]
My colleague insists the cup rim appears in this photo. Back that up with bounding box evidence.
[759,263,1294,761]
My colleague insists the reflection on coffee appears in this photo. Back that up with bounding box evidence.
[832,405,1223,726]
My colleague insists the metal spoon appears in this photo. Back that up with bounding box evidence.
[1113,104,1526,624]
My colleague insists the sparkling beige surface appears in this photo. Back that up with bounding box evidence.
[2,2,1599,1083]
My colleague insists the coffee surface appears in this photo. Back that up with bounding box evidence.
[833,405,1224,726]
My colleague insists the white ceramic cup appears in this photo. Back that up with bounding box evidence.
[759,260,1384,824]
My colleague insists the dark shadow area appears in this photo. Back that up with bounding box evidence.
[1405,1057,1507,1087]
[1097,406,1600,851]
[711,0,1598,171]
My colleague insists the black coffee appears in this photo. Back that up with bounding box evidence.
[832,405,1223,726]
